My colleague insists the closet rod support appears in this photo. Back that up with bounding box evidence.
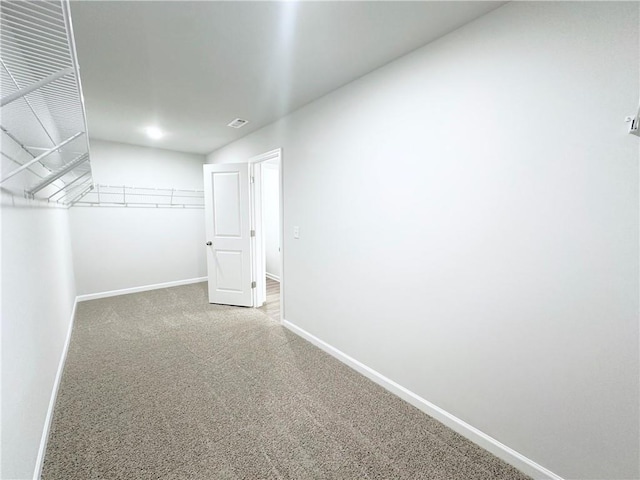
[0,66,74,107]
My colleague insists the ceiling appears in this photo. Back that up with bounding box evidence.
[70,1,505,155]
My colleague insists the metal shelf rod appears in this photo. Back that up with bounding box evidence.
[1,49,70,72]
[1,59,58,147]
[1,11,68,37]
[56,178,92,202]
[2,14,68,37]
[1,151,46,179]
[1,125,37,158]
[1,66,74,107]
[74,202,204,209]
[25,146,84,154]
[27,152,89,195]
[3,26,69,49]
[94,192,203,198]
[8,2,63,25]
[0,131,83,184]
[47,170,90,199]
[3,6,66,31]
[68,183,93,206]
[1,38,72,63]
[28,1,62,15]
[61,0,90,155]
[96,183,204,194]
[1,0,93,205]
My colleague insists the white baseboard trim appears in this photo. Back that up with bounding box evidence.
[34,298,78,480]
[265,272,280,282]
[76,277,208,302]
[282,319,563,480]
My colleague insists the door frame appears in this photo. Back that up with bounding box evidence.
[248,148,283,322]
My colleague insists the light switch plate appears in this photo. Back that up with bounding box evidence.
[293,226,300,239]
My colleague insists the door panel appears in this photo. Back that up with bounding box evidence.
[204,164,252,307]
[212,172,241,236]
[215,250,243,292]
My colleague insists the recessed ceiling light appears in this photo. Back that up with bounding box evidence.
[145,126,164,139]
[227,118,249,129]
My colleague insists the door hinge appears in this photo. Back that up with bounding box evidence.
[250,176,255,184]
[251,281,256,288]
[250,229,255,237]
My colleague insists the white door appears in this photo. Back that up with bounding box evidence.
[203,163,253,307]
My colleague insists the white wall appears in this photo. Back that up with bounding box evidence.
[70,140,206,295]
[1,205,77,480]
[207,3,640,479]
[262,162,280,280]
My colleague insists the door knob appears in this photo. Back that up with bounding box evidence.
[206,241,212,246]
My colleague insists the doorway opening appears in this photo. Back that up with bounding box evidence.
[250,149,282,321]
[202,149,283,319]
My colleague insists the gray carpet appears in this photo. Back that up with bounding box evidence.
[42,282,530,480]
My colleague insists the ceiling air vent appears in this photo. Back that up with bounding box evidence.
[227,118,249,129]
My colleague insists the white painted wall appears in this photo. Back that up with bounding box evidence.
[207,3,640,479]
[86,139,204,188]
[70,140,207,295]
[1,205,77,480]
[262,162,280,280]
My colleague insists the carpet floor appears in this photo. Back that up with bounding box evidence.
[42,282,530,480]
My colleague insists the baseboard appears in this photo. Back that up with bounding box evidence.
[265,272,280,282]
[282,319,563,480]
[33,298,78,480]
[76,277,208,302]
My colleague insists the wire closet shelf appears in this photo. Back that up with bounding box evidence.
[73,184,205,209]
[0,0,93,206]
